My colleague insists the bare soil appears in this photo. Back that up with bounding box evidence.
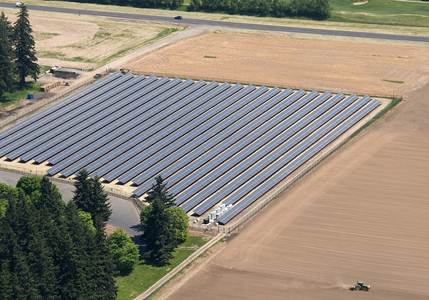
[126,31,429,97]
[2,8,175,69]
[161,65,429,300]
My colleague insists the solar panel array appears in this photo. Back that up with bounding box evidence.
[0,73,381,224]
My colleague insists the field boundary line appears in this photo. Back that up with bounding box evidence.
[134,233,224,300]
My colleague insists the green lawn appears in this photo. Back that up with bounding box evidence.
[115,235,208,300]
[1,82,42,108]
[329,0,429,27]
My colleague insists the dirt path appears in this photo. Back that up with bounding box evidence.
[163,76,429,299]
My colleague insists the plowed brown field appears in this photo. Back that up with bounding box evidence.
[161,72,429,299]
[126,31,429,96]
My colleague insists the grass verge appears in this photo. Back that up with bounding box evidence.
[115,234,208,300]
[0,83,42,109]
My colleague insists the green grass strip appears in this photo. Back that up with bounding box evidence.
[115,235,208,300]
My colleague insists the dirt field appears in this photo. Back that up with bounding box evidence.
[126,31,429,96]
[160,75,429,299]
[2,8,178,69]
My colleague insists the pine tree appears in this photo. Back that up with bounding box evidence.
[38,176,63,215]
[1,196,40,299]
[61,202,92,299]
[73,170,111,228]
[88,228,117,300]
[141,196,176,265]
[13,4,39,87]
[0,178,118,299]
[141,177,188,265]
[146,175,175,207]
[0,13,14,99]
[90,176,112,228]
[73,169,92,211]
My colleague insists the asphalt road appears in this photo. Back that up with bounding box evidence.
[0,169,141,236]
[1,2,428,43]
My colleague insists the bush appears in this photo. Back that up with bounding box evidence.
[167,207,188,244]
[107,229,139,275]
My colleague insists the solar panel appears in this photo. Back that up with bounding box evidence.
[0,72,381,225]
[131,88,302,192]
[101,83,244,181]
[47,79,207,168]
[0,72,123,141]
[116,87,292,184]
[18,76,161,161]
[217,100,380,224]
[94,85,269,181]
[29,77,182,163]
[0,74,135,155]
[179,94,361,212]
[48,80,220,176]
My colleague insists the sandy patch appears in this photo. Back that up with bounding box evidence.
[125,31,429,96]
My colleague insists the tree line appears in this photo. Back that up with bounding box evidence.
[189,0,331,19]
[0,175,116,299]
[0,171,188,298]
[0,5,40,100]
[61,0,331,20]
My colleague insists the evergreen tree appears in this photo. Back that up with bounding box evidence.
[0,177,118,299]
[141,196,176,265]
[38,176,63,214]
[145,175,175,207]
[90,176,112,227]
[61,202,92,299]
[1,196,39,299]
[0,13,14,99]
[88,228,117,300]
[13,4,39,87]
[140,177,187,265]
[73,169,91,211]
[73,170,111,228]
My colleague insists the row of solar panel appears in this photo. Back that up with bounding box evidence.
[0,73,380,225]
[176,94,368,214]
[0,72,124,141]
[217,100,380,224]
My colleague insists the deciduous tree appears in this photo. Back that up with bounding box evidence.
[107,229,139,275]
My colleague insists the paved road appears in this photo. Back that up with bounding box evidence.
[0,169,141,236]
[1,2,428,43]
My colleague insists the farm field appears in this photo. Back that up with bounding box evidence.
[163,79,429,300]
[125,31,429,96]
[1,8,180,70]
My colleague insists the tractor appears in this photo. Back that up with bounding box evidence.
[350,281,371,291]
